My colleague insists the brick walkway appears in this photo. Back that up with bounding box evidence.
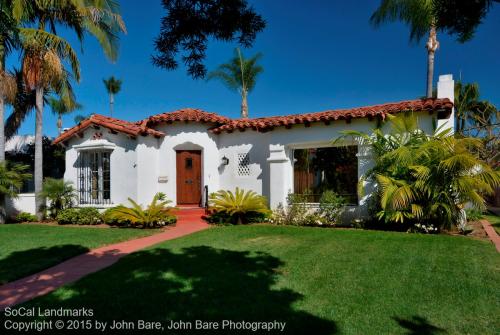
[0,208,208,310]
[481,219,500,253]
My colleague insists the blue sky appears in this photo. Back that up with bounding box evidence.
[8,0,500,137]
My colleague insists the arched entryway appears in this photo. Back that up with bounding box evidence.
[173,142,204,206]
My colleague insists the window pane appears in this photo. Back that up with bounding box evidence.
[185,157,193,169]
[77,151,111,204]
[293,147,358,204]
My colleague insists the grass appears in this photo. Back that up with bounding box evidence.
[483,213,500,235]
[10,225,499,334]
[0,224,157,284]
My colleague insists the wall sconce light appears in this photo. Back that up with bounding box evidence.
[221,156,229,166]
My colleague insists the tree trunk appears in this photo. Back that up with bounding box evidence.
[109,93,114,117]
[35,86,44,220]
[241,90,248,118]
[425,25,439,98]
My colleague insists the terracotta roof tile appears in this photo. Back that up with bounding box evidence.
[210,98,453,133]
[54,98,453,144]
[53,114,165,145]
[145,108,230,125]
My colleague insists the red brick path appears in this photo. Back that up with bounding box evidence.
[481,219,500,252]
[0,208,208,310]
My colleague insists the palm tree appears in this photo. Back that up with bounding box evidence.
[13,0,126,219]
[48,96,82,135]
[208,48,263,118]
[455,81,481,135]
[0,161,31,223]
[103,76,122,117]
[0,0,20,162]
[371,0,439,98]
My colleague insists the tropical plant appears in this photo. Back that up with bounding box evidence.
[48,96,82,135]
[208,48,263,118]
[104,192,176,228]
[337,113,500,230]
[103,76,122,117]
[209,187,269,224]
[0,161,31,223]
[39,178,77,218]
[454,81,499,168]
[6,0,126,219]
[153,0,265,79]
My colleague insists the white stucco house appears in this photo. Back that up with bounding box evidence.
[48,74,455,219]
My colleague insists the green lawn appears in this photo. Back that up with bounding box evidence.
[10,225,499,334]
[0,224,157,284]
[484,213,500,235]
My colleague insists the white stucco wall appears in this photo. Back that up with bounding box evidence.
[155,122,221,205]
[64,129,138,207]
[5,193,37,216]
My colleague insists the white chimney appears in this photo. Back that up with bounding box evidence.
[436,74,455,133]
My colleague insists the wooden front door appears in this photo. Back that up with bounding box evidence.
[176,150,202,205]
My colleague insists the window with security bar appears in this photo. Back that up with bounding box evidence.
[237,153,251,176]
[77,151,111,205]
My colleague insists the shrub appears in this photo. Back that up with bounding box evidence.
[270,194,321,226]
[209,188,270,224]
[104,193,175,228]
[318,191,346,225]
[40,178,77,218]
[56,207,101,225]
[76,208,101,225]
[15,212,38,223]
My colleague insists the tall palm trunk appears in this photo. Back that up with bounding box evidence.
[425,25,439,98]
[109,93,114,117]
[241,90,248,118]
[34,86,44,220]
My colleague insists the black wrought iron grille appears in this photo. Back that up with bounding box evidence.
[77,151,111,205]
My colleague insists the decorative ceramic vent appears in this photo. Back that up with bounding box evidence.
[237,153,250,176]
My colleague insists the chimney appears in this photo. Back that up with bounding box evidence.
[436,74,455,133]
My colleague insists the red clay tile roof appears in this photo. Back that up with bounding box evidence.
[54,98,453,144]
[145,108,231,125]
[53,114,165,145]
[210,98,453,133]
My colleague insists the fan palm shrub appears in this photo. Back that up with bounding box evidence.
[104,193,176,228]
[0,161,31,223]
[39,178,77,218]
[337,113,500,230]
[209,187,270,224]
